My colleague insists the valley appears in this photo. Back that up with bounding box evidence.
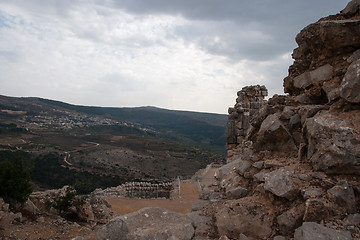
[0,95,226,194]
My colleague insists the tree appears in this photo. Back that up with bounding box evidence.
[0,155,33,204]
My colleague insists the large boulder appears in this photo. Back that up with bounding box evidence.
[264,168,299,200]
[340,58,360,103]
[188,211,213,239]
[294,222,352,240]
[277,205,305,235]
[303,198,332,222]
[254,114,297,152]
[96,207,194,240]
[327,180,356,214]
[293,64,333,89]
[304,111,360,174]
[226,187,248,200]
[218,158,251,179]
[214,196,275,239]
[284,0,360,96]
[89,195,113,224]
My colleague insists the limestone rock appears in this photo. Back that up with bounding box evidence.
[238,233,249,240]
[340,59,360,103]
[327,180,356,214]
[21,199,41,216]
[294,222,352,240]
[199,187,222,201]
[254,114,297,152]
[285,11,360,96]
[303,199,330,222]
[253,171,267,183]
[12,212,25,224]
[252,161,264,169]
[96,207,194,240]
[188,211,212,239]
[218,158,251,179]
[264,168,299,200]
[344,213,360,226]
[191,200,210,212]
[277,205,305,235]
[293,64,333,89]
[342,0,360,17]
[220,170,247,191]
[89,195,113,224]
[273,236,286,240]
[226,187,248,200]
[304,111,360,174]
[0,197,8,212]
[301,188,323,200]
[215,197,274,239]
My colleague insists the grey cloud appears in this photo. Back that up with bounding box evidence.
[0,50,19,62]
[99,73,148,92]
[109,0,348,61]
[3,0,349,62]
[109,0,347,24]
[174,20,290,61]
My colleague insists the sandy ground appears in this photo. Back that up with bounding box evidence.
[106,180,199,215]
[0,165,220,240]
[107,166,220,216]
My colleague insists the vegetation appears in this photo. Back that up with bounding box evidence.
[30,152,125,194]
[0,155,32,204]
[0,95,227,195]
[0,123,27,134]
[49,186,85,220]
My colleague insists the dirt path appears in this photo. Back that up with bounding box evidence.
[107,166,221,216]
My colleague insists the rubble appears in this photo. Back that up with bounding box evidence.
[211,1,360,238]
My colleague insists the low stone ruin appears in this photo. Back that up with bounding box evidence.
[93,181,174,199]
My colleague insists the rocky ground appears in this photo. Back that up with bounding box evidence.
[199,0,360,239]
[0,188,99,240]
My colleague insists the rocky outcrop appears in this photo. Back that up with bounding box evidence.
[294,222,352,240]
[214,1,360,239]
[96,207,194,240]
[304,111,360,174]
[214,196,275,239]
[29,186,113,224]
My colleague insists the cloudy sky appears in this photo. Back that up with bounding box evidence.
[0,0,349,114]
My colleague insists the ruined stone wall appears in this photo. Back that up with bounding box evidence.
[215,1,360,239]
[226,85,267,161]
[93,181,174,199]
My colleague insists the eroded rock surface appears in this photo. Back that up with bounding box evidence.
[96,207,194,240]
[216,1,360,239]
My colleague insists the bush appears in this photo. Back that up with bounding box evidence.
[51,186,85,220]
[0,155,32,204]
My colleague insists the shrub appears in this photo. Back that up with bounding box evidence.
[0,155,32,204]
[51,186,86,220]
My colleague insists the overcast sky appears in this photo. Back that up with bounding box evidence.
[0,0,349,114]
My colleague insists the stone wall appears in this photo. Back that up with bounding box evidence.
[226,85,268,161]
[93,181,174,199]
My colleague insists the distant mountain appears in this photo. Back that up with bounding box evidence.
[0,95,227,152]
